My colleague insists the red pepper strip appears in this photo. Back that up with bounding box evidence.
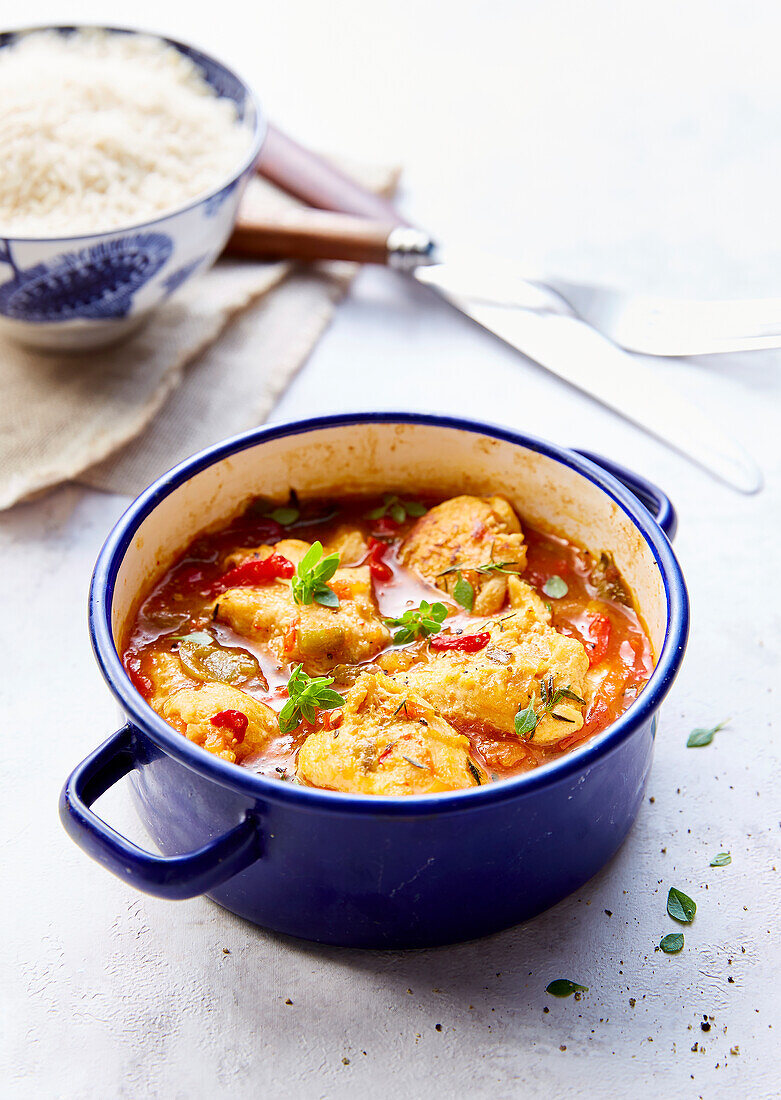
[282,623,298,654]
[558,698,609,751]
[371,516,400,539]
[218,553,294,590]
[430,631,491,653]
[587,613,611,667]
[366,537,393,582]
[210,709,249,741]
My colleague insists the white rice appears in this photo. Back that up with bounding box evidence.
[0,29,255,237]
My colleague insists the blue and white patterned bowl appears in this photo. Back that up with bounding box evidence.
[0,26,266,352]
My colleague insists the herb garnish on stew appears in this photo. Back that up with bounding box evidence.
[384,601,448,645]
[452,571,474,611]
[514,677,586,740]
[440,559,522,578]
[278,664,345,733]
[543,575,568,599]
[291,542,341,608]
[366,494,427,523]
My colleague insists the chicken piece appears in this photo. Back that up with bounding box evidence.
[399,495,527,615]
[383,613,589,747]
[507,575,552,625]
[213,542,390,674]
[296,673,487,795]
[147,650,197,709]
[324,524,368,566]
[159,681,277,764]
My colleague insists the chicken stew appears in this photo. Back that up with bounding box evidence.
[123,492,653,795]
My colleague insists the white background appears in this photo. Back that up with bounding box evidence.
[2,2,780,1098]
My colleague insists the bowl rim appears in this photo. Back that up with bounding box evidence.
[0,23,266,243]
[89,411,689,817]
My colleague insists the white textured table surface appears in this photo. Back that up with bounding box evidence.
[3,3,780,1098]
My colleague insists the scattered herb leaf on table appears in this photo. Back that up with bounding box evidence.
[545,979,588,998]
[710,851,732,867]
[660,932,684,954]
[687,718,730,747]
[667,886,697,923]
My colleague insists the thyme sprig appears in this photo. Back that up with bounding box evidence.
[439,559,522,578]
[514,675,586,740]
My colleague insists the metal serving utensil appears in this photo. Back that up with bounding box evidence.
[522,280,781,358]
[246,131,763,493]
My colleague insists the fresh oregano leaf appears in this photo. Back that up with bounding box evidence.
[667,886,696,923]
[268,506,300,526]
[545,979,588,998]
[313,586,339,608]
[278,664,345,733]
[514,703,539,738]
[453,571,475,611]
[366,494,427,523]
[542,575,568,599]
[659,932,684,954]
[710,851,731,867]
[291,541,340,607]
[687,718,730,748]
[384,601,448,645]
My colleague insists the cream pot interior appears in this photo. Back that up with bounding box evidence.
[110,421,668,663]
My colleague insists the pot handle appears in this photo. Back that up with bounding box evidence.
[575,450,677,540]
[59,725,261,900]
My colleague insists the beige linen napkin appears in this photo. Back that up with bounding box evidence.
[0,162,398,510]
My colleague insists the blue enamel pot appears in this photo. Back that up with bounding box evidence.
[60,413,688,948]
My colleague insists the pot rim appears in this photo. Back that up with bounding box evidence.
[89,411,689,817]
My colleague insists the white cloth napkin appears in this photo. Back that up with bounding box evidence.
[0,162,398,509]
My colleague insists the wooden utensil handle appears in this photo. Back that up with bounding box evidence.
[226,209,435,267]
[228,210,392,263]
[255,124,409,226]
